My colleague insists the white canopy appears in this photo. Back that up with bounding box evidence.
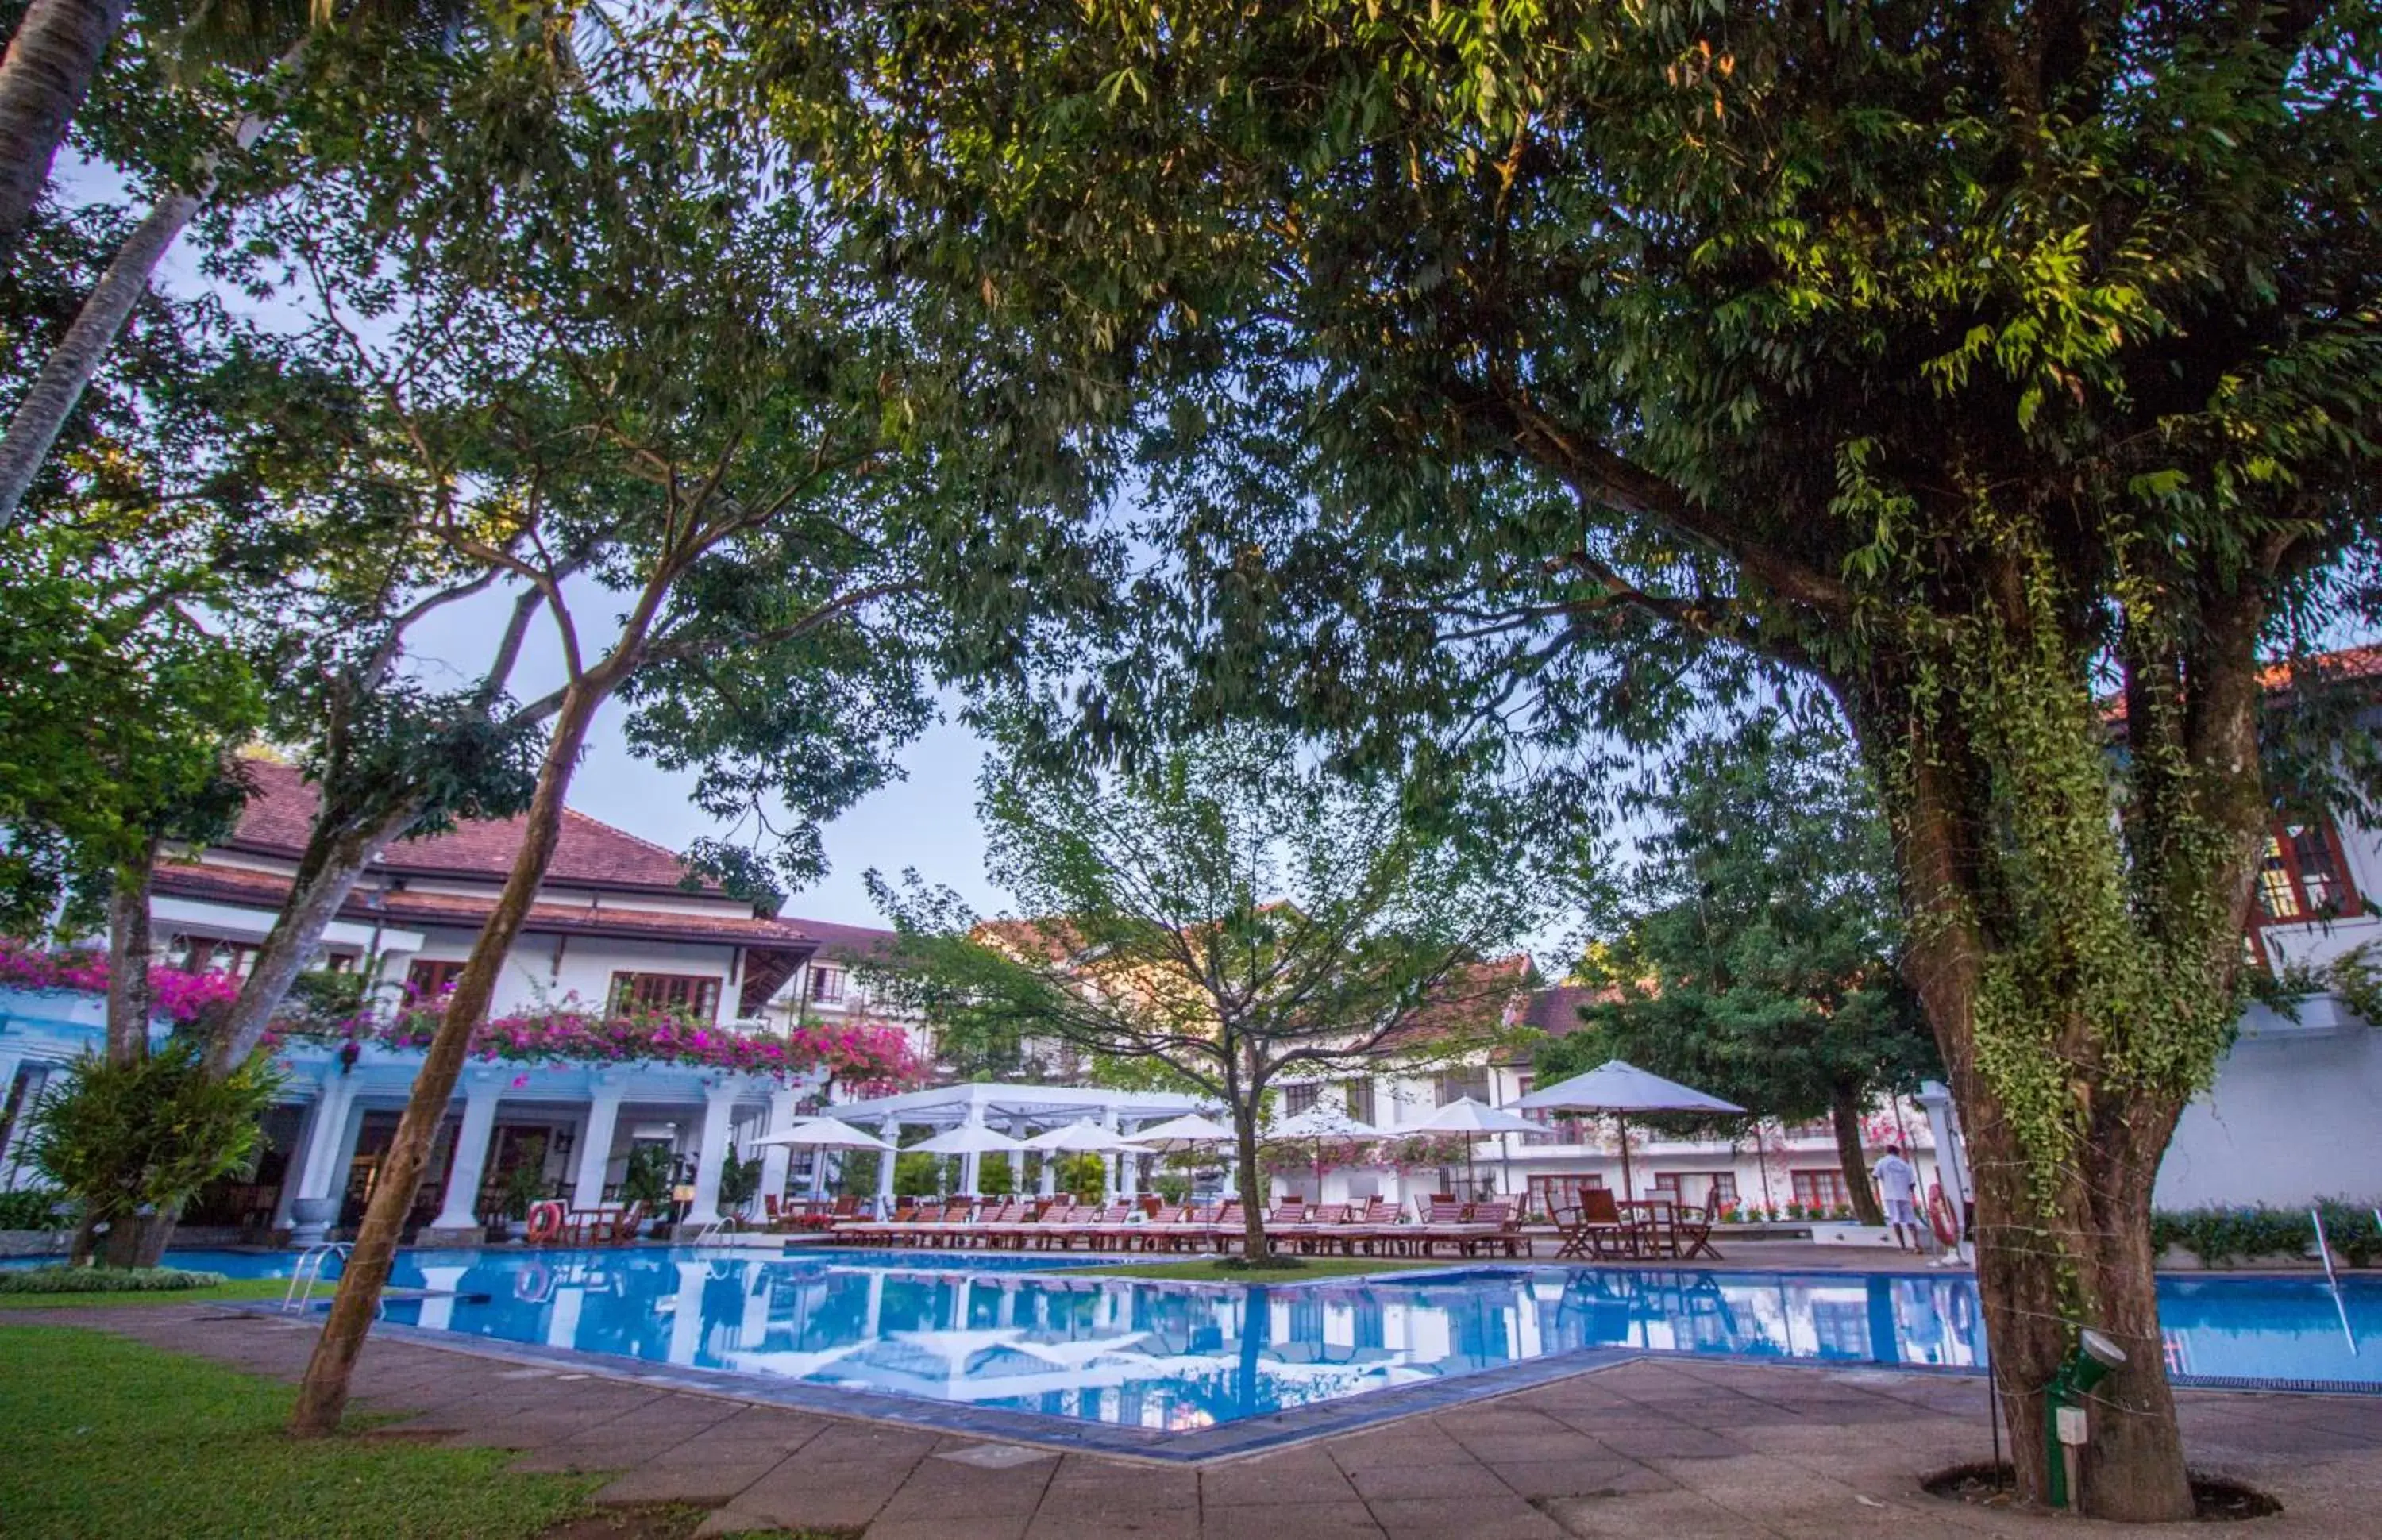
[746,1117,899,1152]
[1391,1097,1540,1136]
[910,1122,1028,1156]
[1122,1113,1239,1152]
[1515,1058,1744,1199]
[1020,1121,1139,1153]
[1517,1059,1746,1115]
[1267,1106,1382,1141]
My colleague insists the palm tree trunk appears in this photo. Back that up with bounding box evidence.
[287,683,606,1437]
[0,0,129,265]
[0,67,282,528]
[0,185,201,524]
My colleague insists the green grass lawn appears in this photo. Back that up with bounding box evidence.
[0,1276,300,1311]
[0,1325,609,1538]
[1094,1254,1457,1283]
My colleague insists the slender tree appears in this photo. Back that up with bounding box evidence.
[757,1,2382,1514]
[867,730,1538,1265]
[281,21,1100,1434]
[1536,711,1939,1226]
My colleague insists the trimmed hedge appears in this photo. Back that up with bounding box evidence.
[2151,1200,2379,1269]
[0,1266,230,1296]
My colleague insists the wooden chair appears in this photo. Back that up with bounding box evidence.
[1557,1189,1632,1260]
[1673,1195,1725,1261]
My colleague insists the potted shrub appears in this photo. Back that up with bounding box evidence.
[619,1143,674,1237]
[488,1135,550,1241]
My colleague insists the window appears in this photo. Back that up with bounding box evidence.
[1655,1172,1738,1209]
[170,937,258,976]
[611,972,722,1022]
[2253,818,2359,924]
[407,959,467,999]
[1339,1078,1377,1126]
[1283,1084,1320,1117]
[1527,1173,1605,1218]
[810,965,846,1004]
[1792,1170,1850,1210]
[1436,1068,1490,1107]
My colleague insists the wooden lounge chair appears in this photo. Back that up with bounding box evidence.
[1277,1203,1349,1255]
[1456,1199,1524,1258]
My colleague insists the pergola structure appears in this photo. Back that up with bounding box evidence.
[827,1083,1213,1211]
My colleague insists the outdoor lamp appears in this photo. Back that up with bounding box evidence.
[2045,1328,2128,1510]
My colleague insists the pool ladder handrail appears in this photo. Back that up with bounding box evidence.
[2312,1205,2341,1288]
[282,1242,351,1312]
[693,1213,742,1247]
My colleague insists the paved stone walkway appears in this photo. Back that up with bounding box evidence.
[21,1303,2382,1538]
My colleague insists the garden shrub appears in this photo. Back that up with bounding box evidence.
[2148,1201,2382,1266]
[0,1188,74,1230]
[0,1265,229,1294]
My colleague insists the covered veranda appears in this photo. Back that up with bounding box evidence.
[824,1083,1213,1213]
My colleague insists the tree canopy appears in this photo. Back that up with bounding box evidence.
[868,728,1543,1261]
[1537,709,1937,1223]
[743,0,2382,1514]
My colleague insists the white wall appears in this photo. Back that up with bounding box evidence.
[398,927,737,1018]
[2157,1015,2382,1208]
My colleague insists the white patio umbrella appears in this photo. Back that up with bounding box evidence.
[1021,1121,1140,1153]
[1263,1105,1382,1196]
[747,1118,899,1152]
[1120,1113,1239,1152]
[910,1122,1028,1155]
[1390,1096,1541,1199]
[1516,1059,1746,1199]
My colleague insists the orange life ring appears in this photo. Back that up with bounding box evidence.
[1927,1182,1961,1246]
[526,1200,568,1245]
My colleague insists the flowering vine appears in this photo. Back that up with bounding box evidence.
[0,940,244,1026]
[270,987,926,1089]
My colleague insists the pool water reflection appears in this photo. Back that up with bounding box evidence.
[276,1252,2368,1429]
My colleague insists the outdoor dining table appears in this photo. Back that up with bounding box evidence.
[1615,1198,1680,1259]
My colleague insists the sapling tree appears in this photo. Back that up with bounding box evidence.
[281,21,1100,1434]
[761,0,2382,1513]
[868,730,1538,1265]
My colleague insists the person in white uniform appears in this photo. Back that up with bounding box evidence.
[1871,1145,1925,1252]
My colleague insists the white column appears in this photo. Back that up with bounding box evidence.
[875,1115,898,1215]
[1101,1111,1120,1203]
[430,1074,503,1233]
[573,1078,627,1209]
[759,1086,800,1209]
[285,1076,359,1245]
[1121,1142,1139,1201]
[958,1108,984,1196]
[682,1080,740,1228]
[0,1051,25,1191]
[1008,1138,1026,1196]
[1038,1151,1057,1198]
[808,1143,831,1200]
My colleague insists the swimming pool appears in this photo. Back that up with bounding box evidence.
[168,1248,2379,1446]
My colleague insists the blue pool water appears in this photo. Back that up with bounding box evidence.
[141,1249,2381,1430]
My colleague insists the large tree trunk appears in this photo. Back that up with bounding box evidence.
[204,797,425,1075]
[1230,1095,1272,1265]
[1852,598,2268,1523]
[101,845,154,1065]
[1828,1083,1883,1226]
[0,0,129,265]
[287,682,605,1437]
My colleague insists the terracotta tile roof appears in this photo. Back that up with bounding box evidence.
[223,757,719,895]
[787,918,901,964]
[151,860,815,950]
[1519,983,1613,1037]
[2104,642,2382,723]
